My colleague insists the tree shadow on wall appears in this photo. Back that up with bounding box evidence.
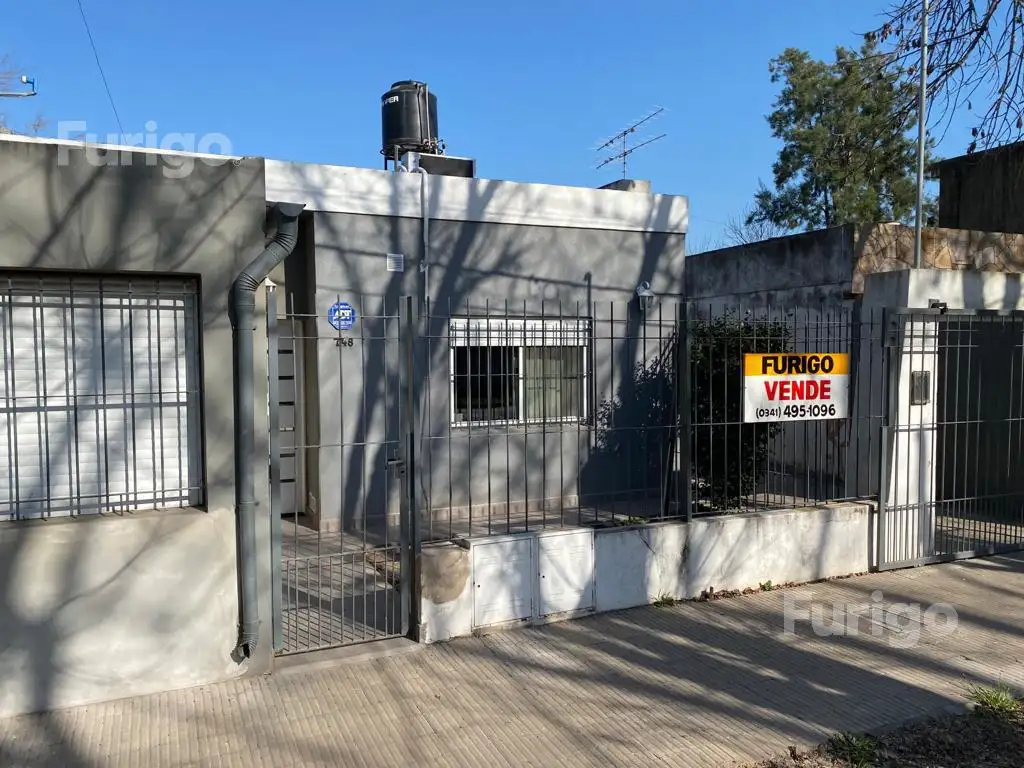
[581,311,794,518]
[580,329,678,519]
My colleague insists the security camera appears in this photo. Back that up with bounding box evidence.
[19,75,28,84]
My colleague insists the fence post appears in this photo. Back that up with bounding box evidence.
[681,302,693,523]
[399,294,420,639]
[266,283,283,653]
[876,308,899,570]
[672,301,692,523]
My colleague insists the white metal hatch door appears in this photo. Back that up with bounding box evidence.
[0,274,203,519]
[472,537,534,627]
[537,529,595,616]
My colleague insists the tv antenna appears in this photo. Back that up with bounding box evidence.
[0,74,37,98]
[596,107,666,179]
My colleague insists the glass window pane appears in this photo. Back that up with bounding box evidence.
[453,346,519,423]
[523,346,583,420]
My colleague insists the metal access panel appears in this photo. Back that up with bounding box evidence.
[0,273,203,519]
[537,529,595,616]
[472,537,534,628]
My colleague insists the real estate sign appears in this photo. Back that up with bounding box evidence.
[742,352,849,423]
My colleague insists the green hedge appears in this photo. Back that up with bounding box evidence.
[690,313,792,509]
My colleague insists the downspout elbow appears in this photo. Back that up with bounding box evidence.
[231,202,305,328]
[232,201,305,659]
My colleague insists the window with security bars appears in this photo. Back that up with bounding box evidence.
[449,318,589,425]
[0,274,204,520]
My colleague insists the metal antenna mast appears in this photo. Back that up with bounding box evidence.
[596,107,666,179]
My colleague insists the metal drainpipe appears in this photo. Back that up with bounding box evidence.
[410,165,430,302]
[230,201,305,658]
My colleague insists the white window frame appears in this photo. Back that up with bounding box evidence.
[448,317,590,428]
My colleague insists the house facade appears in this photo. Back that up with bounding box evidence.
[0,132,688,713]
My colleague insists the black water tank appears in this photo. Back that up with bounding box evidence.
[381,80,439,158]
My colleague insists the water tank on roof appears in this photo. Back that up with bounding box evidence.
[381,80,441,160]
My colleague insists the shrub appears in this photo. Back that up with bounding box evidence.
[590,310,793,512]
[689,312,792,509]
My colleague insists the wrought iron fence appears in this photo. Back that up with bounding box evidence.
[684,303,888,516]
[416,300,889,540]
[269,293,1024,652]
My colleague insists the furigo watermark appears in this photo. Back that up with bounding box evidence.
[56,120,236,178]
[783,590,959,648]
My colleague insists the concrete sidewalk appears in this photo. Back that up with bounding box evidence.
[3,552,1023,768]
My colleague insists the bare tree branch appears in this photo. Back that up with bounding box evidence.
[869,0,1024,152]
[725,207,789,245]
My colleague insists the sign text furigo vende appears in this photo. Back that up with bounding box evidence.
[742,352,849,423]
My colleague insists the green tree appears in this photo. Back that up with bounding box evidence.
[749,41,934,232]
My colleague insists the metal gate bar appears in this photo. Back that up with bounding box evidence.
[269,288,410,655]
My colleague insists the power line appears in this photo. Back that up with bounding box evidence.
[76,0,124,138]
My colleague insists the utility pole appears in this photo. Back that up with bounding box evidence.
[914,0,928,269]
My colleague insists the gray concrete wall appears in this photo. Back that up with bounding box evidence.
[297,205,686,537]
[685,226,855,306]
[0,136,270,716]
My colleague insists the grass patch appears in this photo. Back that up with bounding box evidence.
[825,732,877,767]
[967,682,1023,717]
[750,688,1024,767]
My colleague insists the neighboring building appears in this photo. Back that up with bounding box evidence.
[0,132,267,716]
[935,141,1024,234]
[686,221,1024,306]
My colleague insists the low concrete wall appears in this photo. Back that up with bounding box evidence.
[0,509,240,717]
[419,502,873,643]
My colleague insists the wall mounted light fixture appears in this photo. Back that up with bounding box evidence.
[636,281,655,314]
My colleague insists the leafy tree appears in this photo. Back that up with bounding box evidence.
[749,41,934,232]
[869,0,1024,153]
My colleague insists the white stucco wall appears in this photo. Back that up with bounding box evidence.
[419,503,873,643]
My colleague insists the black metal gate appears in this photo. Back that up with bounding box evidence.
[268,287,415,654]
[878,308,1024,570]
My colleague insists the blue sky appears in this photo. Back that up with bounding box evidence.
[2,0,966,248]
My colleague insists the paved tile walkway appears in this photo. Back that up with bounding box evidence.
[3,552,1024,767]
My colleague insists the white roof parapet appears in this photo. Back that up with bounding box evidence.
[265,159,688,235]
